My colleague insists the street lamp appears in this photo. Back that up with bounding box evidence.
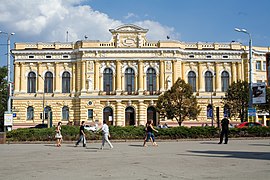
[38,74,45,124]
[234,28,253,120]
[0,31,15,114]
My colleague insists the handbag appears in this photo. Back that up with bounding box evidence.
[55,132,62,139]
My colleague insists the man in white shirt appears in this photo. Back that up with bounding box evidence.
[100,121,113,150]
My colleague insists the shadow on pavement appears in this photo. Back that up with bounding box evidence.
[86,147,100,150]
[44,144,57,147]
[200,142,219,144]
[128,144,143,148]
[183,150,270,161]
[248,144,270,147]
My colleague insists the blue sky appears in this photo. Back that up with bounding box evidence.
[0,0,270,68]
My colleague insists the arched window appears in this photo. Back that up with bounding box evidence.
[206,104,213,119]
[62,106,69,121]
[147,106,157,126]
[146,68,156,94]
[125,68,135,95]
[44,106,51,120]
[103,68,113,95]
[188,71,196,92]
[221,71,229,92]
[27,72,36,93]
[45,72,53,93]
[62,71,70,93]
[103,107,113,126]
[27,106,34,120]
[223,104,230,118]
[205,71,213,92]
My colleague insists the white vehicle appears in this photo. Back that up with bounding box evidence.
[84,124,98,132]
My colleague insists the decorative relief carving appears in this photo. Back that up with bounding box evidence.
[122,37,136,47]
[166,61,172,71]
[87,78,93,91]
[88,61,94,71]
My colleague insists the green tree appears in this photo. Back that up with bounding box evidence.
[224,80,249,122]
[256,87,270,115]
[0,66,8,131]
[156,78,201,126]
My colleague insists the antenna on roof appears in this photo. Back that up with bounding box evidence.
[66,31,69,42]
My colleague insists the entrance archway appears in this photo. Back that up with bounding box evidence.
[147,106,157,126]
[103,107,113,126]
[44,106,52,127]
[125,106,135,126]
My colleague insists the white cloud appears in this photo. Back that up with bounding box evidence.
[0,0,179,42]
[135,20,180,41]
[124,13,138,19]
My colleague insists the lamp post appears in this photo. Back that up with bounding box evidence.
[0,31,15,114]
[234,28,253,120]
[38,74,45,124]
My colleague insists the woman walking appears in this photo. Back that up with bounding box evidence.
[55,122,62,147]
[143,119,158,147]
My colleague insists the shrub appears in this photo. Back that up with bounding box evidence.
[6,125,270,142]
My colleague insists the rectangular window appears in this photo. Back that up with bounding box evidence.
[28,55,35,59]
[263,61,266,71]
[46,55,52,59]
[256,61,261,70]
[88,109,93,121]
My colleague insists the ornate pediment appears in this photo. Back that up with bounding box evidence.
[109,24,149,48]
[109,24,148,33]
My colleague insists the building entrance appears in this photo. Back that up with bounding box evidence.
[125,107,135,126]
[103,107,113,126]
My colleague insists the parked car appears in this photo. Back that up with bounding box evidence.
[31,124,48,129]
[84,124,98,132]
[235,122,264,128]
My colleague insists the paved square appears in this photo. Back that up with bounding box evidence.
[0,139,270,180]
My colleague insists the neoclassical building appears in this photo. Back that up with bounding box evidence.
[11,24,269,128]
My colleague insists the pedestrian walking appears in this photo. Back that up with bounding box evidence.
[55,122,62,147]
[143,119,158,147]
[218,117,230,144]
[75,121,87,147]
[100,121,113,150]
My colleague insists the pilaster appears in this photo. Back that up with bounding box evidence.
[138,100,146,126]
[20,62,26,92]
[116,100,124,126]
[231,62,237,83]
[14,63,20,93]
[54,62,60,93]
[72,63,76,93]
[159,60,165,91]
[215,62,221,91]
[116,60,122,94]
[138,60,144,94]
[198,62,203,92]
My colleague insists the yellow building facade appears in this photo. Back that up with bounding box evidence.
[11,24,269,128]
